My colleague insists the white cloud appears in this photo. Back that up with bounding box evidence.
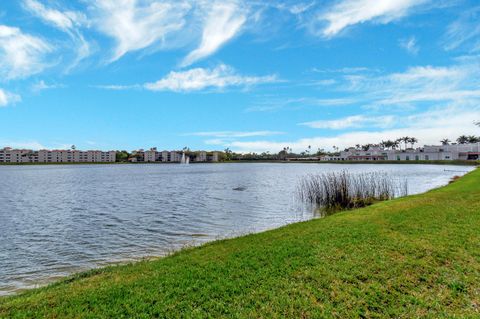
[444,6,480,52]
[91,0,191,62]
[93,84,141,90]
[144,64,278,92]
[245,96,356,112]
[0,141,47,149]
[188,131,284,138]
[23,0,85,32]
[23,0,90,68]
[0,89,21,107]
[223,105,480,153]
[338,62,480,107]
[399,36,419,55]
[317,0,428,37]
[182,1,247,67]
[0,25,52,79]
[289,2,315,15]
[300,115,395,129]
[32,80,65,92]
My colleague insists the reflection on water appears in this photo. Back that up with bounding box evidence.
[0,163,472,295]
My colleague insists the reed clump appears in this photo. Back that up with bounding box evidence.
[298,171,408,211]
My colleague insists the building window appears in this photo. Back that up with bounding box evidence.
[425,155,429,160]
[397,156,400,161]
[406,156,410,161]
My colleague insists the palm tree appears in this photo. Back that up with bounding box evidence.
[387,140,395,150]
[391,140,399,150]
[408,137,418,149]
[457,135,469,144]
[467,135,479,143]
[402,136,411,150]
[440,138,450,145]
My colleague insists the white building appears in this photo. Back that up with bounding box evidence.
[130,148,219,163]
[320,143,480,162]
[0,148,116,163]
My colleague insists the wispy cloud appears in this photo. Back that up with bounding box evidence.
[0,88,21,107]
[22,0,90,69]
[187,131,284,138]
[223,105,480,153]
[300,115,395,129]
[93,84,141,91]
[23,0,86,32]
[91,0,191,62]
[245,97,356,112]
[444,6,480,52]
[0,25,52,79]
[288,2,315,15]
[32,80,66,92]
[399,36,419,55]
[181,1,247,67]
[316,0,429,37]
[144,64,278,92]
[315,60,480,109]
[0,140,47,149]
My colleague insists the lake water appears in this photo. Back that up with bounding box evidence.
[0,163,473,295]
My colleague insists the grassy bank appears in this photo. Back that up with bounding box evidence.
[1,170,480,318]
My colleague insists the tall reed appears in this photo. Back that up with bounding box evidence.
[298,171,408,211]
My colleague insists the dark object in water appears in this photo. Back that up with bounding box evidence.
[233,186,247,191]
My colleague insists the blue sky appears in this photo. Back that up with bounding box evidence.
[1,0,480,152]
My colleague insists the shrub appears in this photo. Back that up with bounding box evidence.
[298,171,408,212]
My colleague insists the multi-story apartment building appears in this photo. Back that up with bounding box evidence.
[321,142,480,161]
[0,148,116,163]
[132,148,218,163]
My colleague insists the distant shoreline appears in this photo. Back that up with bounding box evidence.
[0,160,478,166]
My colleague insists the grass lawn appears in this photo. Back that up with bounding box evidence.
[1,169,479,318]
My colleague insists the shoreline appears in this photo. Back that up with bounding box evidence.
[1,168,479,317]
[0,160,478,166]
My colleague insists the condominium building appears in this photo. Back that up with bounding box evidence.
[321,142,480,161]
[132,148,218,163]
[0,148,116,163]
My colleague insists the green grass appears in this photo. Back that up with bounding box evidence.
[1,169,480,318]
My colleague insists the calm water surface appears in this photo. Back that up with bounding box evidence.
[0,163,473,295]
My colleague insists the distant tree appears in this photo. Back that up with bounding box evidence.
[361,144,371,151]
[389,140,396,150]
[408,137,418,149]
[440,138,451,145]
[71,145,76,150]
[475,121,480,127]
[278,147,289,160]
[392,140,399,150]
[457,135,469,144]
[305,145,312,156]
[224,148,233,161]
[399,136,410,150]
[115,150,130,162]
[467,135,480,143]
